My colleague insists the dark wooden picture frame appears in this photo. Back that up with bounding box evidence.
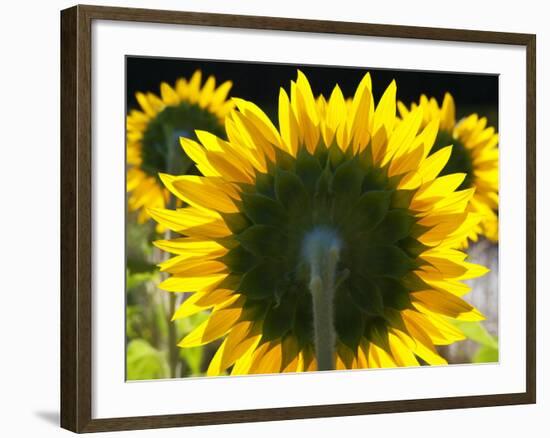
[60,4,536,433]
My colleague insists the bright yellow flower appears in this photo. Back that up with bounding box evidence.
[150,71,488,375]
[127,70,235,227]
[398,94,499,245]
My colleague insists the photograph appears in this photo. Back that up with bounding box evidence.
[125,57,500,380]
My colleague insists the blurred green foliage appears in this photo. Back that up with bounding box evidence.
[127,339,169,380]
[454,320,499,363]
[126,218,215,380]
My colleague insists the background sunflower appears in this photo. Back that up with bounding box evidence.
[127,70,235,227]
[398,93,499,246]
[126,58,499,379]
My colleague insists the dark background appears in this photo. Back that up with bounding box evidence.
[127,56,499,126]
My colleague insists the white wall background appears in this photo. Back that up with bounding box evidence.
[0,0,546,436]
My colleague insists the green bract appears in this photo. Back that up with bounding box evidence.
[216,144,429,351]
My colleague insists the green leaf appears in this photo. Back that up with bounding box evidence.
[175,310,210,335]
[334,287,365,349]
[126,270,157,290]
[454,321,498,349]
[179,346,203,375]
[473,344,499,363]
[238,260,283,300]
[126,339,170,381]
[236,225,286,258]
[353,191,392,232]
[126,257,157,275]
[240,193,287,226]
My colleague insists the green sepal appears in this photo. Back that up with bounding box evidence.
[220,245,256,274]
[253,172,276,198]
[295,149,323,194]
[361,168,388,192]
[237,260,283,300]
[293,291,313,345]
[236,224,286,258]
[362,245,415,278]
[370,209,415,244]
[400,236,430,258]
[328,143,345,168]
[353,190,392,232]
[315,164,333,200]
[391,189,416,209]
[221,212,251,234]
[261,293,297,342]
[331,158,364,198]
[348,274,384,316]
[274,169,310,212]
[376,276,411,310]
[240,192,287,226]
[334,286,365,349]
[367,318,391,351]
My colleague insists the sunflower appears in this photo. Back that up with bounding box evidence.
[398,94,499,245]
[126,70,235,226]
[149,71,488,375]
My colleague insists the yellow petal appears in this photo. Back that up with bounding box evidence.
[385,106,423,165]
[147,207,230,238]
[233,98,282,148]
[388,331,419,367]
[413,173,467,203]
[178,296,244,347]
[172,289,234,320]
[372,80,397,162]
[180,137,222,178]
[350,73,374,152]
[159,272,227,293]
[278,88,299,156]
[160,82,180,106]
[440,92,456,132]
[169,175,239,213]
[411,290,485,321]
[153,236,227,256]
[158,257,226,275]
[198,76,216,108]
[399,145,453,189]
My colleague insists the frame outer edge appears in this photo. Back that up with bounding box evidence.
[60,4,537,432]
[60,5,79,433]
[525,34,536,403]
[61,4,94,433]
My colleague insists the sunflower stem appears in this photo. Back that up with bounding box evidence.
[165,128,180,378]
[303,228,342,371]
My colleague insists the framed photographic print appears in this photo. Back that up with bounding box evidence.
[60,4,536,433]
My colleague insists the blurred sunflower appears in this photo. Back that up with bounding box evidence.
[398,94,499,245]
[149,71,488,375]
[127,70,235,227]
